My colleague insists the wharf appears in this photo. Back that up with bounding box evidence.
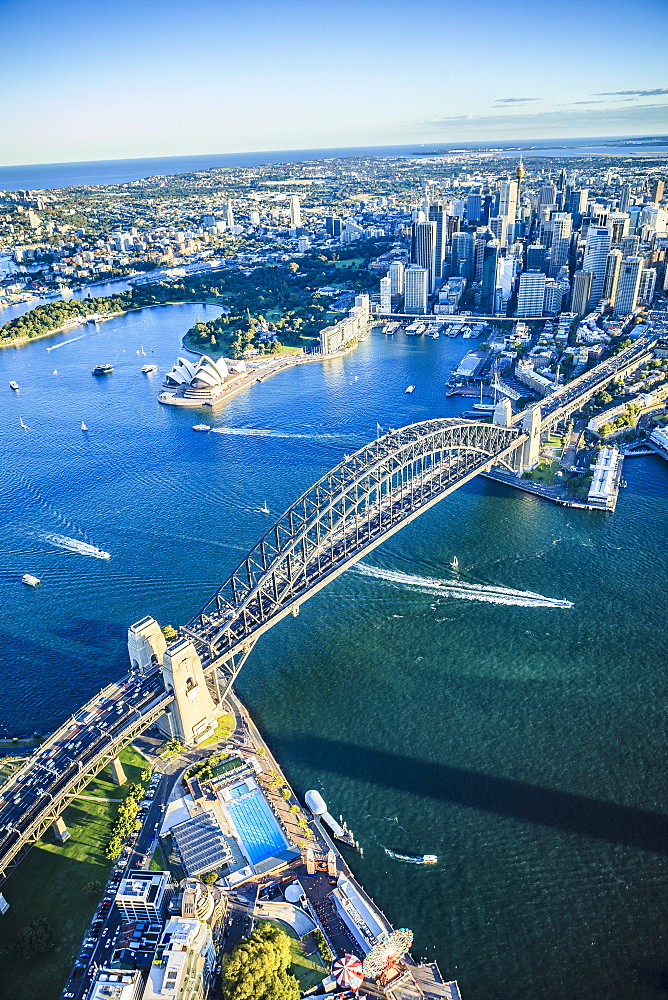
[481,468,617,511]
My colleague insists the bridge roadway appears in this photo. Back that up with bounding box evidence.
[513,332,657,430]
[0,671,171,883]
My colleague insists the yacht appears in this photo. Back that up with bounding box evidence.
[9,380,19,390]
[451,556,459,570]
[81,421,88,431]
[141,364,157,374]
[421,855,438,864]
[19,417,28,430]
[192,424,211,432]
[92,364,113,376]
[22,574,40,587]
[405,385,415,394]
[261,500,270,514]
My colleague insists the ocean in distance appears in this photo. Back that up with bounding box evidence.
[1,135,668,190]
[0,306,666,999]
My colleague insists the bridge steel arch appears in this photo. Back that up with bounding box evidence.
[183,418,525,695]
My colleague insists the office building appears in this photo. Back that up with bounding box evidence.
[466,192,482,224]
[480,239,499,313]
[516,270,547,317]
[571,270,594,316]
[450,232,475,280]
[325,215,342,238]
[412,220,437,291]
[249,209,260,226]
[543,281,563,315]
[225,200,234,229]
[613,256,643,315]
[89,970,144,1000]
[388,260,405,296]
[428,203,447,280]
[115,870,173,924]
[620,235,640,257]
[379,275,392,312]
[289,195,301,229]
[638,267,657,305]
[142,917,216,1000]
[498,179,518,246]
[404,265,429,314]
[539,182,557,208]
[602,249,623,304]
[583,226,612,307]
[650,179,664,204]
[618,184,631,213]
[567,188,588,226]
[607,212,630,246]
[527,244,547,273]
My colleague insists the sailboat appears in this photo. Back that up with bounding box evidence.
[81,421,88,431]
[261,500,270,514]
[451,556,459,570]
[19,417,28,430]
[141,346,147,356]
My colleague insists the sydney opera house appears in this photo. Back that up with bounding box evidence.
[158,354,248,406]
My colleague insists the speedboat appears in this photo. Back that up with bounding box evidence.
[405,385,415,394]
[192,424,211,432]
[92,364,113,376]
[141,364,157,374]
[9,380,19,390]
[421,855,438,864]
[22,574,40,587]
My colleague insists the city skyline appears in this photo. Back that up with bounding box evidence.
[0,0,667,165]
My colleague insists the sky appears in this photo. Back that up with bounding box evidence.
[1,0,667,165]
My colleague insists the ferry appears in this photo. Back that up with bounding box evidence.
[22,574,40,587]
[421,855,438,864]
[192,424,211,432]
[9,381,19,390]
[141,364,157,374]
[92,364,113,376]
[405,385,415,394]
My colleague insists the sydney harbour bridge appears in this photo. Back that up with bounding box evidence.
[0,328,657,891]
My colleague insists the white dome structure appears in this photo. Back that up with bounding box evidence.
[305,789,327,816]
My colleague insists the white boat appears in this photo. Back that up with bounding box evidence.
[142,364,157,374]
[141,346,147,356]
[9,381,19,390]
[261,501,270,514]
[451,556,459,570]
[405,385,415,394]
[22,574,40,587]
[421,855,438,864]
[192,424,211,432]
[81,421,88,431]
[19,417,28,430]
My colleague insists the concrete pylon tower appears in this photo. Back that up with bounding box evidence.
[493,396,513,427]
[161,638,221,745]
[521,404,542,471]
[128,617,167,675]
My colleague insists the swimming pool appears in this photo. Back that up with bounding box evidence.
[226,790,287,866]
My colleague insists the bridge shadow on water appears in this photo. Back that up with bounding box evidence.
[280,735,668,855]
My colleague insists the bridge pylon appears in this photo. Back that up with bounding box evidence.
[521,404,542,472]
[128,616,167,675]
[159,637,225,745]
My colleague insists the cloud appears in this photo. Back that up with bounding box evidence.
[417,103,668,137]
[596,88,668,97]
[494,97,540,104]
[570,100,607,105]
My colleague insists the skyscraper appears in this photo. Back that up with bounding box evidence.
[650,179,664,204]
[582,226,612,307]
[613,257,643,315]
[516,270,546,317]
[450,232,475,280]
[539,182,557,209]
[481,240,499,313]
[618,184,631,213]
[388,261,405,296]
[379,275,392,312]
[466,192,482,224]
[428,203,447,280]
[602,249,623,304]
[404,265,429,314]
[289,195,301,228]
[225,199,234,229]
[413,221,437,292]
[566,189,588,227]
[638,267,657,305]
[527,244,547,273]
[571,270,594,316]
[498,179,517,246]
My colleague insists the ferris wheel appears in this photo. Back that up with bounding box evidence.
[361,928,414,980]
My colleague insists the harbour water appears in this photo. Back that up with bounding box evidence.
[0,307,666,999]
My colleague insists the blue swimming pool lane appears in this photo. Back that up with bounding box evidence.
[226,790,287,866]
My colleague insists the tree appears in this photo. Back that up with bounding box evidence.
[201,871,219,885]
[82,880,102,897]
[221,923,300,1000]
[15,919,54,959]
[596,390,613,406]
[161,624,178,642]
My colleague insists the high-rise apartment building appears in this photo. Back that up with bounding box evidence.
[388,260,405,296]
[404,265,429,314]
[379,275,392,312]
[613,257,643,315]
[498,179,518,246]
[571,270,594,316]
[582,226,612,307]
[516,270,547,317]
[602,249,623,304]
[225,199,234,229]
[289,195,301,229]
[143,917,216,1000]
[115,870,172,924]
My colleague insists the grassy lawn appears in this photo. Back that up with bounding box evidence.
[197,713,235,748]
[0,746,146,1000]
[259,920,327,990]
[331,258,362,269]
[545,433,563,448]
[525,460,561,485]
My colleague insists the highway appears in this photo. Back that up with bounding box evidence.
[0,671,171,882]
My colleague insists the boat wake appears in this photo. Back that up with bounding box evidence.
[43,533,111,560]
[356,563,573,609]
[383,848,435,864]
[210,426,360,441]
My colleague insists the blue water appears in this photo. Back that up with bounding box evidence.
[0,306,666,999]
[2,136,667,190]
[226,791,287,865]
